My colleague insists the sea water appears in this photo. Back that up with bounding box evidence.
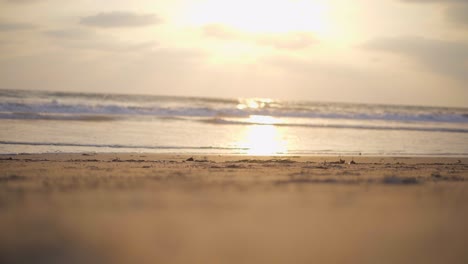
[1,89,467,156]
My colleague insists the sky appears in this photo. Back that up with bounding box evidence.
[0,0,467,107]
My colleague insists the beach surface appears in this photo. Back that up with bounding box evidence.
[1,153,468,264]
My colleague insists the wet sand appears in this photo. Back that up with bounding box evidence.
[1,153,468,264]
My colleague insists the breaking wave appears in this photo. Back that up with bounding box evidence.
[1,90,468,123]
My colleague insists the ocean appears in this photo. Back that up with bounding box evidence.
[1,89,467,156]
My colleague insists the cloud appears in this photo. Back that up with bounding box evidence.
[45,28,96,40]
[0,21,36,31]
[363,36,468,81]
[400,0,468,27]
[80,11,162,28]
[202,24,316,50]
[445,4,468,27]
[44,28,158,52]
[1,0,43,4]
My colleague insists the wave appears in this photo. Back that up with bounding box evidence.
[2,100,468,124]
[0,112,122,121]
[0,112,189,122]
[1,89,468,124]
[2,111,467,133]
[0,140,248,151]
[202,118,468,133]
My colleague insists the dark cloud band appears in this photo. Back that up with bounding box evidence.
[0,21,36,31]
[401,0,468,27]
[80,11,162,28]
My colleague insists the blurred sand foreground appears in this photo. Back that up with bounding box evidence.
[1,154,468,264]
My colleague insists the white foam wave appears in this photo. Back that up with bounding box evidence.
[1,89,468,124]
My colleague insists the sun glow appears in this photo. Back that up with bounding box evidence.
[186,0,330,35]
[248,115,282,125]
[237,98,274,110]
[237,124,288,155]
[235,115,287,155]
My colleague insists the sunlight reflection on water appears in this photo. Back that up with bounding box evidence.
[236,115,288,155]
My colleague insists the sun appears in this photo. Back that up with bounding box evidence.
[185,0,330,35]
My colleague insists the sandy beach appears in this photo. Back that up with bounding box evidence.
[1,153,468,264]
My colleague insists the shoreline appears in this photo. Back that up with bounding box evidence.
[2,151,468,158]
[2,152,468,165]
[1,153,468,263]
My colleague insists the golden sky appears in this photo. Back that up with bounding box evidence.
[0,0,467,107]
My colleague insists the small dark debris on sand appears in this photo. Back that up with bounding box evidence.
[68,159,99,162]
[185,157,210,162]
[327,159,348,165]
[233,159,295,164]
[110,158,145,163]
[226,164,244,169]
